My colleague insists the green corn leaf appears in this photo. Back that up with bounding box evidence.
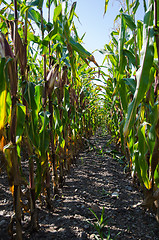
[148,105,157,155]
[68,2,77,26]
[16,103,26,137]
[37,0,44,9]
[6,91,11,120]
[24,82,37,117]
[148,124,156,155]
[143,0,147,12]
[39,111,50,156]
[104,0,109,15]
[125,36,134,46]
[69,37,91,58]
[119,77,128,113]
[109,55,118,67]
[122,13,136,30]
[34,154,42,198]
[28,7,47,29]
[111,36,118,47]
[69,37,91,59]
[120,119,125,152]
[46,0,54,8]
[64,85,70,108]
[123,78,136,94]
[154,164,159,188]
[27,32,41,44]
[132,0,140,14]
[59,136,65,149]
[105,43,113,52]
[24,82,39,147]
[137,20,143,54]
[123,49,136,67]
[123,27,154,137]
[144,4,153,28]
[28,7,38,22]
[138,124,150,189]
[0,58,7,131]
[126,0,129,14]
[26,0,44,9]
[41,31,59,46]
[26,0,39,6]
[53,4,62,23]
[39,111,50,133]
[133,145,143,185]
[21,5,31,16]
[119,14,126,74]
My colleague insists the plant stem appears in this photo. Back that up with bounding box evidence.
[12,0,22,238]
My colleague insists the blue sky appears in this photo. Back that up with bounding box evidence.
[74,0,146,66]
[2,0,146,68]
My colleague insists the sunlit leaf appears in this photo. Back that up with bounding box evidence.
[124,27,154,137]
[69,37,91,59]
[122,13,136,30]
[68,2,76,26]
[132,0,140,15]
[118,14,126,74]
[104,0,109,15]
[46,0,54,8]
[0,58,7,131]
[53,4,62,22]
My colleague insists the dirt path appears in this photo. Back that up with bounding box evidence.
[0,128,159,239]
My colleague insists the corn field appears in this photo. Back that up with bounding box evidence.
[0,0,102,238]
[1,0,159,239]
[102,0,159,222]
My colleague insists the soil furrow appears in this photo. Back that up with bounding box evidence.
[0,129,159,239]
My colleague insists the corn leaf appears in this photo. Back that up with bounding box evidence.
[28,7,47,29]
[132,0,140,14]
[123,78,136,94]
[104,0,109,15]
[123,27,154,137]
[69,37,91,59]
[24,82,39,147]
[122,13,136,30]
[119,77,128,113]
[138,124,150,189]
[123,49,136,67]
[143,0,147,12]
[68,2,76,26]
[137,20,143,54]
[16,104,26,137]
[154,164,159,188]
[118,14,126,74]
[0,58,7,131]
[46,0,54,8]
[39,111,50,157]
[53,4,62,23]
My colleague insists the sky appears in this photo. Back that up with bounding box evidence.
[73,0,146,67]
[1,0,146,68]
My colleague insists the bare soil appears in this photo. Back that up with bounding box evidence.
[0,128,159,239]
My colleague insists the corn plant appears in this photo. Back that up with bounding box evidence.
[0,0,102,238]
[102,0,159,220]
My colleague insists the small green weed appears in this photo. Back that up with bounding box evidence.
[87,207,112,240]
[87,206,121,240]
